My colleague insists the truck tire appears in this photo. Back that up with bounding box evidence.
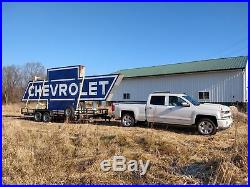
[121,113,135,127]
[197,118,217,135]
[64,107,75,119]
[43,112,51,123]
[34,112,42,122]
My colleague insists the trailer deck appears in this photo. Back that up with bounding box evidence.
[21,107,111,123]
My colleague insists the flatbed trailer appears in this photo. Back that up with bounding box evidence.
[21,65,122,124]
[21,107,111,123]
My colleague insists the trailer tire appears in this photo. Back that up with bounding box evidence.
[34,112,42,122]
[88,117,94,123]
[43,112,51,123]
[64,107,75,119]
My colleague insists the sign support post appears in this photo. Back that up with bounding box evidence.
[76,68,85,111]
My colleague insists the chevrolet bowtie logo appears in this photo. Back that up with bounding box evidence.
[22,65,122,110]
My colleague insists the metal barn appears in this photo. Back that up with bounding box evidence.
[111,56,248,106]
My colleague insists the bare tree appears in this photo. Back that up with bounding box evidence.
[21,62,46,88]
[2,62,46,104]
[2,65,22,104]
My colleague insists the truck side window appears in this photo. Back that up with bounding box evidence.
[169,96,185,106]
[150,96,165,105]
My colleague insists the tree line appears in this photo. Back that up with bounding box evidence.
[2,62,46,104]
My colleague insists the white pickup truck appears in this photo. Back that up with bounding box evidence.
[112,92,233,135]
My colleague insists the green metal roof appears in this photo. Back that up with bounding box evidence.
[116,56,248,78]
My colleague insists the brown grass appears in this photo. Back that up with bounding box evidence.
[2,104,248,184]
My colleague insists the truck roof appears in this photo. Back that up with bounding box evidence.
[150,92,186,97]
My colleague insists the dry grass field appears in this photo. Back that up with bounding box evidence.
[2,104,248,184]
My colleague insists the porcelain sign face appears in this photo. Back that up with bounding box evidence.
[22,76,118,101]
[22,66,120,110]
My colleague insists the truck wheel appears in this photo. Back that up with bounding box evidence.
[197,118,217,135]
[121,113,135,127]
[64,107,74,119]
[34,112,42,122]
[43,112,51,123]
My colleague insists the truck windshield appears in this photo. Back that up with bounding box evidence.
[183,95,200,106]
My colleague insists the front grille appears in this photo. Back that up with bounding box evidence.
[222,116,231,119]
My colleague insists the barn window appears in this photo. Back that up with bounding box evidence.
[123,93,130,99]
[198,91,209,100]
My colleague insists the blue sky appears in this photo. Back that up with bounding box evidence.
[2,2,248,76]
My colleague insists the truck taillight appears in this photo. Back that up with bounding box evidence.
[111,103,115,112]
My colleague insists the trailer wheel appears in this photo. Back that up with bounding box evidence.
[88,117,94,123]
[34,112,42,122]
[43,112,51,123]
[64,107,75,119]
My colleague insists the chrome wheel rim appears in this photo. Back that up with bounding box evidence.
[35,113,41,121]
[122,115,133,127]
[65,109,71,116]
[44,114,49,122]
[198,121,214,135]
[89,117,94,123]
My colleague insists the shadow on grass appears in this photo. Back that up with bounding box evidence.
[175,160,219,184]
[2,114,23,120]
[95,120,198,135]
[3,114,198,135]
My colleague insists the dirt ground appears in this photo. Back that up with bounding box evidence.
[2,104,248,184]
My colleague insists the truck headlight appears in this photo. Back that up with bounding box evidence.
[221,110,229,114]
[220,110,230,118]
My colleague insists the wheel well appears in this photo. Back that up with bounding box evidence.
[121,110,135,119]
[195,115,218,127]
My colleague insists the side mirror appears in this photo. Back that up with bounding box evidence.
[181,102,190,107]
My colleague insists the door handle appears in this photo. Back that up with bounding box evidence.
[148,107,152,109]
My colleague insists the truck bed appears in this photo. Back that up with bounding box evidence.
[113,103,147,121]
